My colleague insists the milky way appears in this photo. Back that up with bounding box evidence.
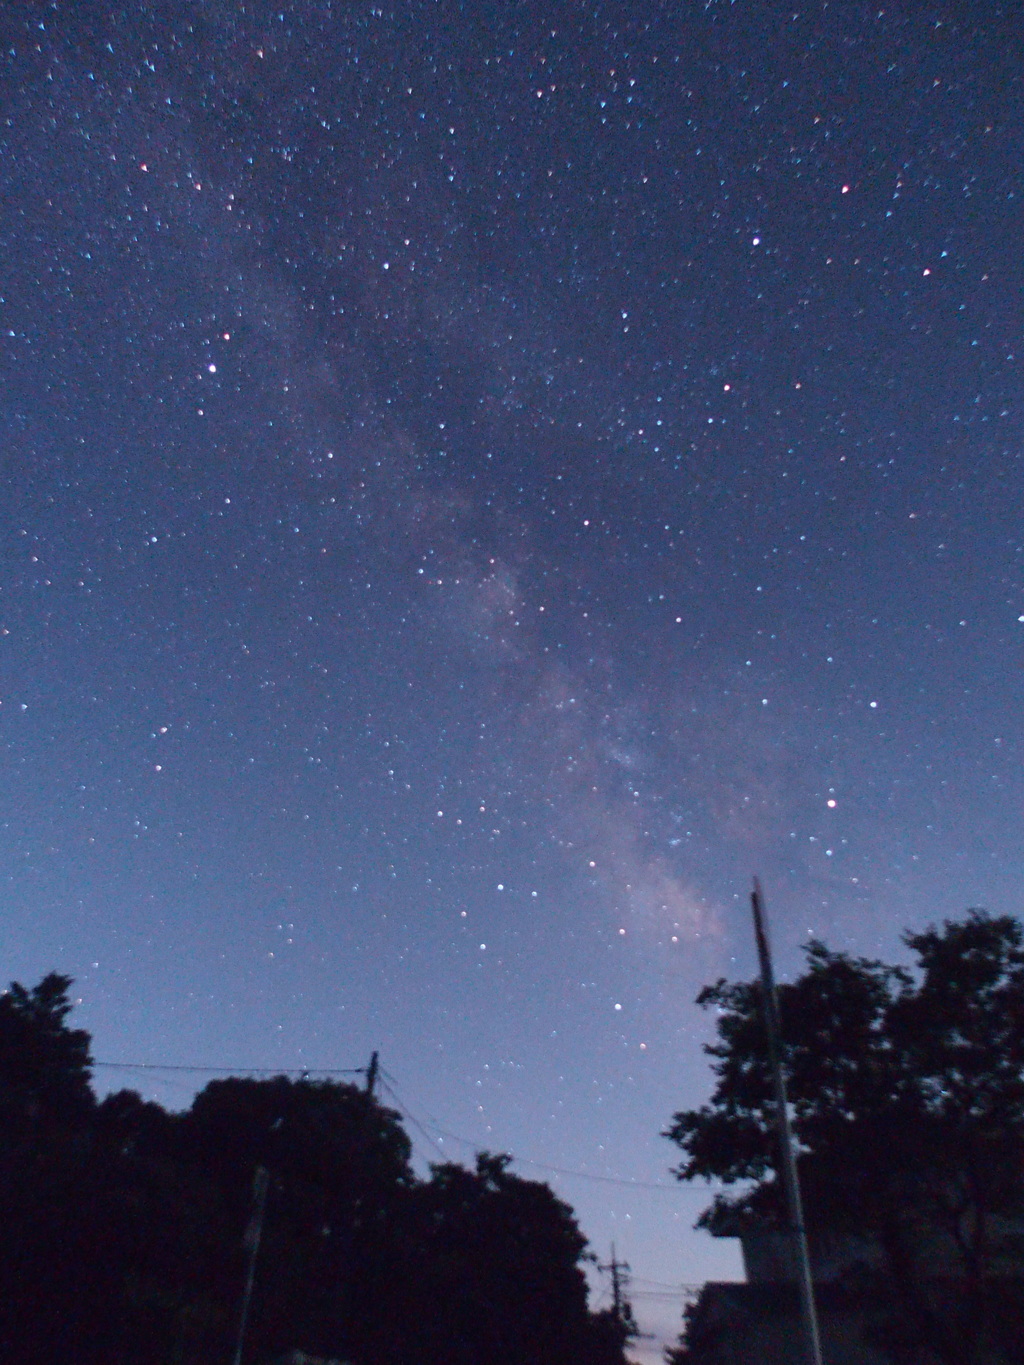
[2,4,1022,1355]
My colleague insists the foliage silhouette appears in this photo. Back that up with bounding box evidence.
[0,971,94,1127]
[0,975,633,1365]
[664,911,1024,1365]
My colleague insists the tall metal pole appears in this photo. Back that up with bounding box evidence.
[232,1164,270,1365]
[750,877,824,1365]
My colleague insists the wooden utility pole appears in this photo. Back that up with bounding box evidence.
[232,1164,270,1365]
[750,877,823,1365]
[365,1050,379,1097]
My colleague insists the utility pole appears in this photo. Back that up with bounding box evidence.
[750,877,823,1365]
[600,1243,630,1326]
[364,1049,379,1098]
[232,1164,270,1365]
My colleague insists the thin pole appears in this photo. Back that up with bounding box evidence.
[232,1164,270,1365]
[365,1049,379,1097]
[601,1242,629,1323]
[750,877,824,1365]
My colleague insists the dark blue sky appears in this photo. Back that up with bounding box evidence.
[2,2,1022,1355]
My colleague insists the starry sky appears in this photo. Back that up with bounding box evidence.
[2,1,1023,1356]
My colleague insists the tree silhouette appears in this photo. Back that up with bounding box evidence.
[0,972,93,1128]
[400,1152,627,1365]
[0,976,632,1365]
[664,911,1024,1365]
[178,1075,415,1363]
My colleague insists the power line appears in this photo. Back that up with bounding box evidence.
[632,1273,704,1286]
[376,1077,449,1163]
[93,1061,364,1077]
[631,1290,699,1301]
[381,1070,682,1192]
[96,1060,685,1195]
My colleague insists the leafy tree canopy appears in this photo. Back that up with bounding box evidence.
[664,910,1024,1364]
[0,975,633,1365]
[666,911,1024,1220]
[0,972,94,1127]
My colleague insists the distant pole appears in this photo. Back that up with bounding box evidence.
[611,1242,623,1321]
[600,1242,630,1326]
[232,1164,270,1365]
[365,1050,379,1097]
[750,877,823,1365]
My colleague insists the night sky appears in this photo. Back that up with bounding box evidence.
[2,2,1023,1356]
